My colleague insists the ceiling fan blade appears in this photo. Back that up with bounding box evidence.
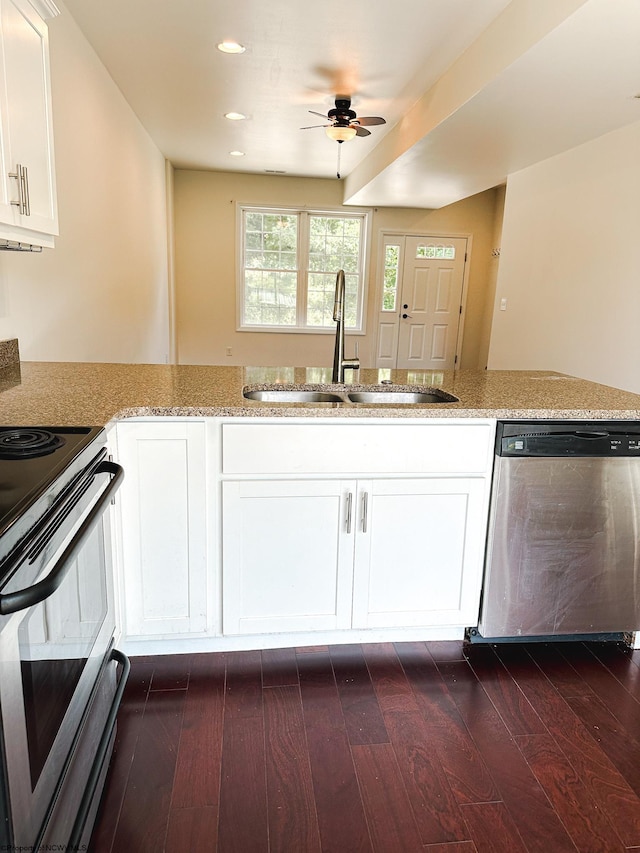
[356,116,386,126]
[308,110,330,119]
[300,124,330,129]
[354,125,371,137]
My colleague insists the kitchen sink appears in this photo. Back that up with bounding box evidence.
[242,385,459,405]
[243,389,344,403]
[347,389,458,404]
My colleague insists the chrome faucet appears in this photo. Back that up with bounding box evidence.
[332,269,360,383]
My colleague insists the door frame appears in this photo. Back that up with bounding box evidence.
[373,229,473,370]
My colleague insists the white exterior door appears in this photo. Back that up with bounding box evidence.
[375,235,467,370]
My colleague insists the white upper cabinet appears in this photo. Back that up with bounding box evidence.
[0,0,58,247]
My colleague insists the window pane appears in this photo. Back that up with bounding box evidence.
[306,215,362,327]
[382,244,400,311]
[244,270,297,326]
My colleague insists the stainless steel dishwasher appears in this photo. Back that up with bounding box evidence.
[477,421,640,640]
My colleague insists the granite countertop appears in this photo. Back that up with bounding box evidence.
[1,361,640,426]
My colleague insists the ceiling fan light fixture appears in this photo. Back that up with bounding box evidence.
[217,41,245,54]
[325,124,357,142]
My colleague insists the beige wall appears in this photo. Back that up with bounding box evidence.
[0,3,170,363]
[488,119,640,393]
[174,170,501,368]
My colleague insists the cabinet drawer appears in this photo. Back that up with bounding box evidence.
[221,421,494,475]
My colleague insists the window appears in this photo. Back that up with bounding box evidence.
[239,206,367,331]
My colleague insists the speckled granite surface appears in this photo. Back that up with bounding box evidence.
[0,338,19,368]
[0,362,640,426]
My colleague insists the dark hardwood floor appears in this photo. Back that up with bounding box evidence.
[89,640,640,852]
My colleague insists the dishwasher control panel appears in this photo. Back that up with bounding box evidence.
[498,420,640,457]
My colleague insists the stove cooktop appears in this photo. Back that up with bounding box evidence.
[0,426,106,569]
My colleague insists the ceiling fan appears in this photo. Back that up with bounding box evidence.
[301,96,386,142]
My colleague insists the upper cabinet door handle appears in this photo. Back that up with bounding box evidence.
[361,491,369,533]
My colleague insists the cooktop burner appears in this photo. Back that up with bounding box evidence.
[0,428,65,459]
[0,426,106,569]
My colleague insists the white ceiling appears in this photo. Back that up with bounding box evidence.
[62,0,640,209]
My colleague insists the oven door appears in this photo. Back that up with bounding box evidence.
[0,459,123,850]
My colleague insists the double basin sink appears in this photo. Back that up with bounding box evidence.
[243,386,459,405]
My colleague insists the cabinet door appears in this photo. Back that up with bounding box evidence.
[352,478,487,629]
[117,421,208,637]
[0,0,57,239]
[222,480,356,635]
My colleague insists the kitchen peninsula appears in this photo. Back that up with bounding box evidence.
[2,361,640,423]
[4,358,640,656]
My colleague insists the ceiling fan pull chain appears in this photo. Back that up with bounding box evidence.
[336,142,341,179]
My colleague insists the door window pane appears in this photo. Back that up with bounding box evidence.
[382,244,400,311]
[416,244,455,259]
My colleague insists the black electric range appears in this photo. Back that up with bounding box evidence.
[0,426,107,574]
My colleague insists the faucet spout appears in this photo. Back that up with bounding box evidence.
[332,269,360,383]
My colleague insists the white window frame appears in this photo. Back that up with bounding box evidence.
[236,204,370,334]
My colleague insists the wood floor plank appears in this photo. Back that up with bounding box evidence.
[165,807,218,853]
[558,642,640,742]
[217,714,268,853]
[352,742,424,852]
[217,650,267,853]
[330,643,389,745]
[425,640,466,662]
[462,644,546,736]
[363,643,470,842]
[148,652,191,691]
[362,642,421,714]
[261,646,299,687]
[586,641,640,701]
[459,802,528,853]
[111,688,187,853]
[224,649,263,718]
[171,653,226,810]
[393,642,500,805]
[263,685,322,852]
[525,642,594,699]
[297,650,372,852]
[423,843,478,852]
[438,660,577,853]
[516,732,626,853]
[566,693,640,795]
[384,708,470,845]
[495,643,640,848]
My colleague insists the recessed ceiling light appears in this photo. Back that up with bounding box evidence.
[217,41,245,54]
[229,150,245,157]
[224,112,246,121]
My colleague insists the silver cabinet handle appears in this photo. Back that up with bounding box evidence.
[361,491,368,533]
[9,164,29,216]
[22,165,30,216]
[345,491,353,533]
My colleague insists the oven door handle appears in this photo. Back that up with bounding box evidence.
[0,460,124,615]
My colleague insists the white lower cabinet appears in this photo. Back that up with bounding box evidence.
[222,480,355,634]
[116,420,209,638]
[351,478,487,629]
[222,474,488,636]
